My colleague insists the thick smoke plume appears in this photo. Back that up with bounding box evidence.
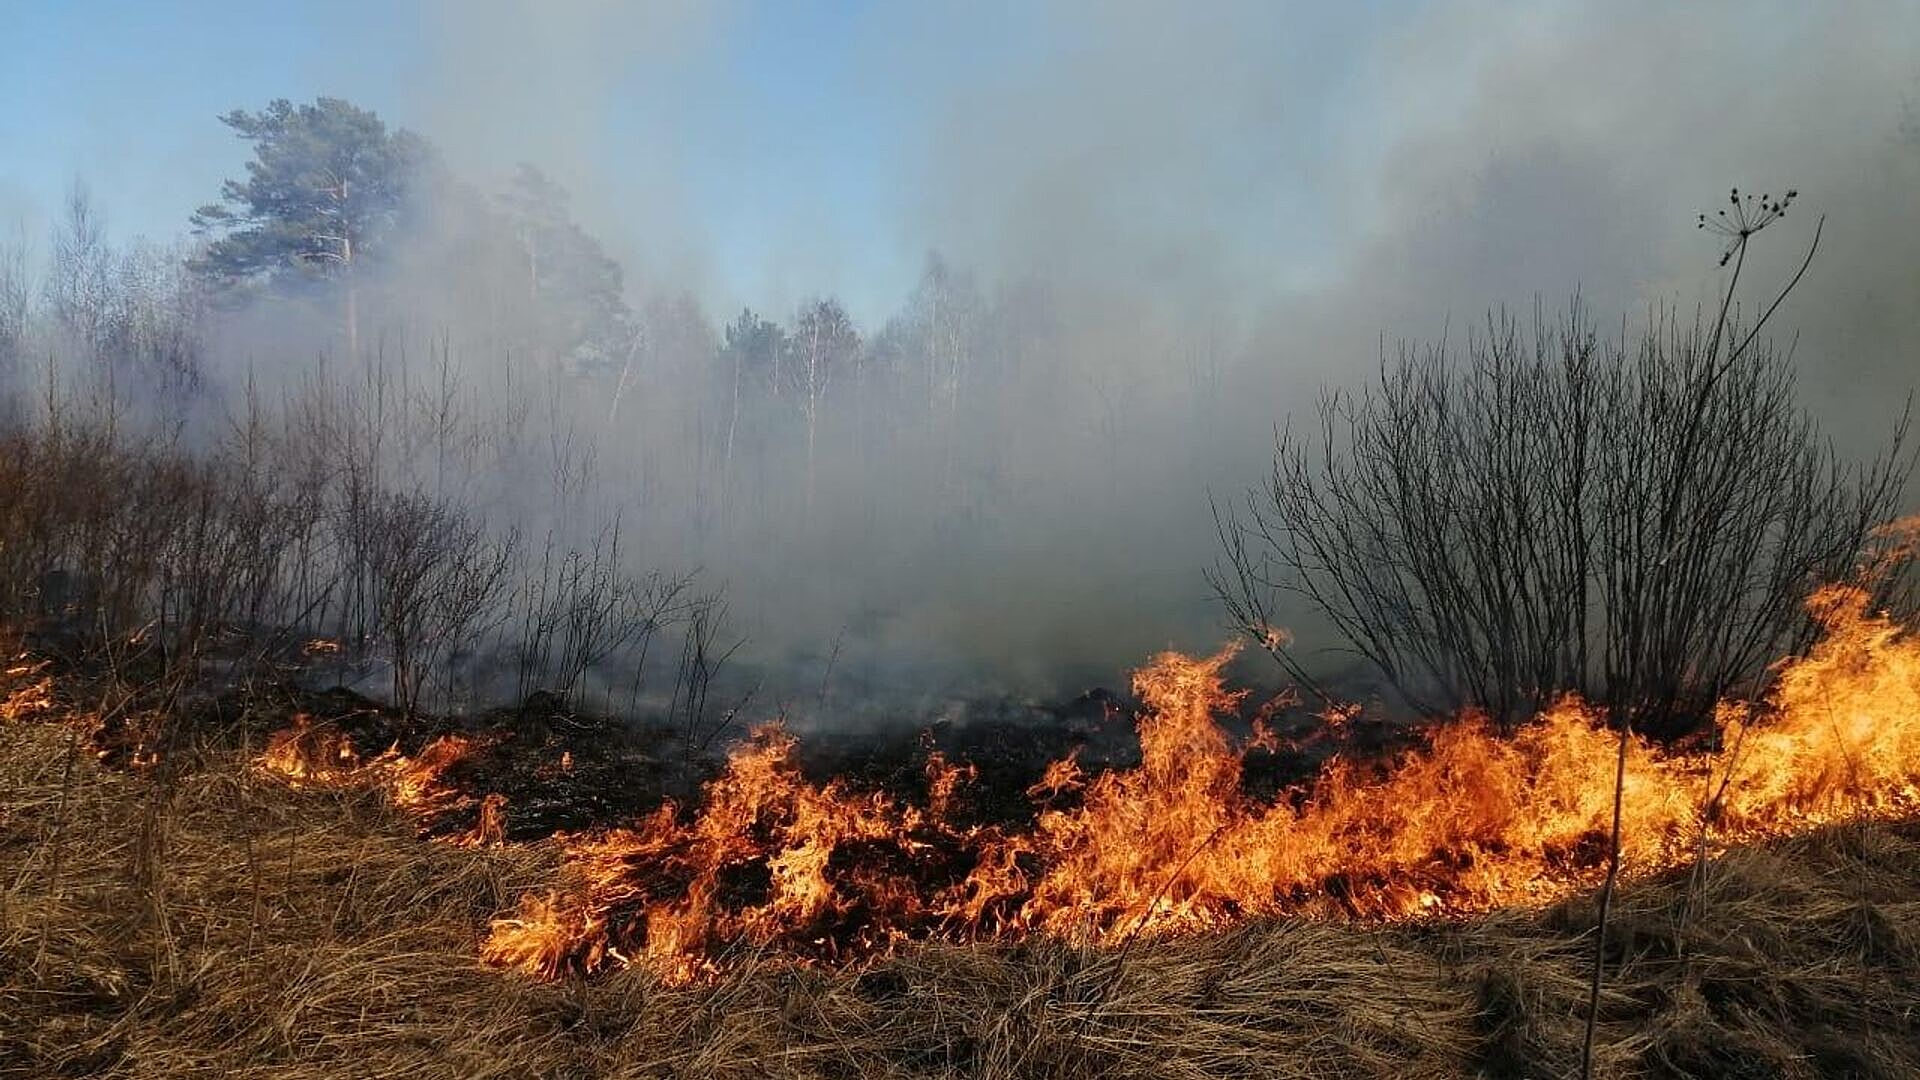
[6,0,1917,713]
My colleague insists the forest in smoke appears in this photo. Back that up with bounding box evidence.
[3,1,1919,717]
[0,104,1251,715]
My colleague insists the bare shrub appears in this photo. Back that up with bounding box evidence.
[0,342,715,728]
[508,524,698,710]
[1214,199,1915,734]
[359,491,517,715]
[672,594,744,756]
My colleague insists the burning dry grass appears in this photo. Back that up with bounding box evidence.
[470,584,1920,987]
[5,714,1920,1078]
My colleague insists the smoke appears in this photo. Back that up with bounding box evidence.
[12,0,1919,708]
[1258,0,1920,445]
[413,0,727,299]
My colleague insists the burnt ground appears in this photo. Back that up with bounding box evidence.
[10,614,1437,848]
[795,683,1433,828]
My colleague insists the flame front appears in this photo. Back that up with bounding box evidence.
[262,584,1920,984]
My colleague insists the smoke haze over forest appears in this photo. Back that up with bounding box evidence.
[3,0,1917,710]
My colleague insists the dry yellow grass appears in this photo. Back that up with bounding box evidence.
[4,717,1918,1079]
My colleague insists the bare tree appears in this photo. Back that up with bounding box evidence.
[0,224,28,413]
[789,297,858,510]
[46,180,111,358]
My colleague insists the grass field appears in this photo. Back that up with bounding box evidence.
[6,711,1919,1080]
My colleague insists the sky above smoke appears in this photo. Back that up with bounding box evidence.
[5,1,1914,328]
[4,0,1917,700]
[7,2,1907,325]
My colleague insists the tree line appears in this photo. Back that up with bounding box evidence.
[4,96,1911,737]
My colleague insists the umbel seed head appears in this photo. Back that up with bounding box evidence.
[1700,183,1798,264]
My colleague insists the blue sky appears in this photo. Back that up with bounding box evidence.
[0,0,1406,325]
[4,1,1914,337]
[1,2,420,242]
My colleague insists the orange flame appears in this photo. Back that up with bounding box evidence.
[1,677,55,725]
[477,581,1920,983]
[2,656,56,725]
[257,717,492,837]
[259,714,364,783]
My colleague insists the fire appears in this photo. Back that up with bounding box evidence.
[257,715,495,841]
[246,581,1919,984]
[259,714,365,783]
[1,658,55,724]
[473,581,1920,983]
[482,724,984,980]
